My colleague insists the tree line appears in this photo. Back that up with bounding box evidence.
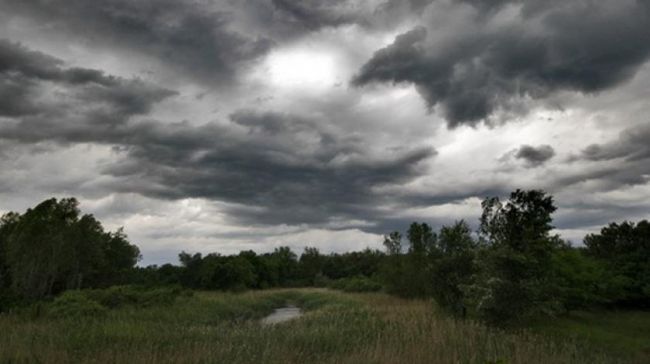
[0,198,140,304]
[1,191,648,324]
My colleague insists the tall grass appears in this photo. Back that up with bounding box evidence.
[0,288,638,363]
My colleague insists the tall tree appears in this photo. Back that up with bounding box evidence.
[4,198,141,299]
[405,222,436,297]
[469,189,562,324]
[430,220,477,316]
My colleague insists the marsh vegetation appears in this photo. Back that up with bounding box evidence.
[2,288,647,364]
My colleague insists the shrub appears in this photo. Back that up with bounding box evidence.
[48,291,107,318]
[329,276,382,292]
[83,285,185,308]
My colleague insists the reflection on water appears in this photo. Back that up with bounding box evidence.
[261,305,302,325]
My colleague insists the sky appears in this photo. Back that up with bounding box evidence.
[0,0,649,265]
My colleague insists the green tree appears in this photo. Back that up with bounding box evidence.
[6,198,80,298]
[405,222,436,297]
[179,252,203,288]
[98,228,141,287]
[269,247,298,286]
[299,247,324,285]
[584,220,650,307]
[0,212,20,290]
[380,231,408,295]
[468,189,562,324]
[430,220,477,316]
[3,198,141,299]
[551,245,626,311]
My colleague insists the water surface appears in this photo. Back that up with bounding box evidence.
[261,305,302,325]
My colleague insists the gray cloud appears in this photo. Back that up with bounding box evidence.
[101,111,436,227]
[1,1,649,261]
[0,41,436,229]
[270,0,361,30]
[0,39,176,142]
[580,123,650,163]
[553,123,650,191]
[514,144,555,167]
[1,0,273,83]
[353,0,650,127]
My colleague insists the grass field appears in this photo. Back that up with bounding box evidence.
[0,288,647,363]
[530,309,650,363]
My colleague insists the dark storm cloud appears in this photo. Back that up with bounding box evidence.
[270,0,361,30]
[0,39,176,141]
[514,144,555,167]
[100,111,436,227]
[580,123,650,163]
[0,41,436,228]
[353,0,650,127]
[554,123,650,191]
[1,0,273,83]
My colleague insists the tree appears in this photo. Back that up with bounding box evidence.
[551,245,626,311]
[6,198,80,298]
[269,247,298,286]
[299,247,324,285]
[380,231,408,295]
[0,213,20,290]
[584,220,650,307]
[404,222,436,297]
[98,228,141,287]
[383,231,402,255]
[3,198,141,299]
[179,252,203,288]
[430,220,477,316]
[468,189,562,324]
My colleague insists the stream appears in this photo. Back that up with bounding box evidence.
[261,305,302,325]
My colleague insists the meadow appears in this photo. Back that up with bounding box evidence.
[1,288,647,364]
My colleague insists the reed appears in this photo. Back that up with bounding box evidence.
[0,289,640,363]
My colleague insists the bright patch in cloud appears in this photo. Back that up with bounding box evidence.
[267,48,337,89]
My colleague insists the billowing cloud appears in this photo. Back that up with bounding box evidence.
[353,0,650,127]
[0,41,436,230]
[270,0,362,30]
[580,123,650,163]
[0,39,176,144]
[0,0,273,83]
[1,1,649,263]
[101,111,436,227]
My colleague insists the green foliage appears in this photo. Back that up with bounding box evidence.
[584,220,650,307]
[467,190,562,324]
[0,198,140,300]
[379,232,410,296]
[429,220,477,316]
[46,286,187,319]
[0,289,634,364]
[82,286,183,308]
[48,291,107,318]
[551,247,627,310]
[328,276,382,292]
[299,247,324,285]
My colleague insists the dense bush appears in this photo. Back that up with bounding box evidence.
[45,286,190,318]
[82,286,187,308]
[48,291,107,318]
[584,220,650,307]
[329,276,382,292]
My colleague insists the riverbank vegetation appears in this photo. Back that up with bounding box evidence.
[1,190,648,362]
[2,288,647,363]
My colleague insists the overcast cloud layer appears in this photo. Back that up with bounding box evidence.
[1,0,649,264]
